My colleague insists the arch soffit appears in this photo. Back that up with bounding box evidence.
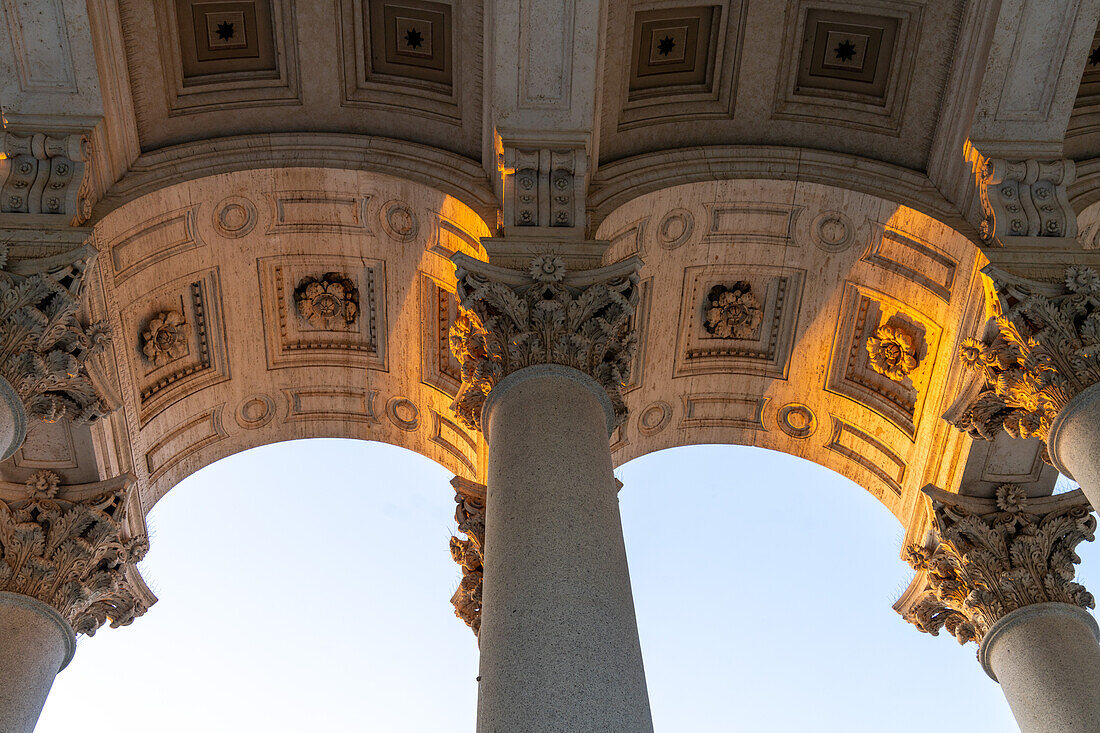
[92,133,499,228]
[78,166,492,514]
[597,178,987,523]
[588,146,977,241]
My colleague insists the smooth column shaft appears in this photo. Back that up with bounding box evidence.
[0,592,75,733]
[1049,383,1100,510]
[477,367,654,733]
[981,604,1100,733]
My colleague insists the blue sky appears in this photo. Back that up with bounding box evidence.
[37,438,1092,732]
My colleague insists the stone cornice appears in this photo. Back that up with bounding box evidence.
[448,253,641,432]
[92,133,498,226]
[899,485,1095,646]
[0,471,155,636]
[952,265,1100,444]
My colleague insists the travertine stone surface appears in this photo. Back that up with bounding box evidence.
[1048,382,1100,511]
[0,591,75,733]
[979,603,1100,733]
[477,366,652,732]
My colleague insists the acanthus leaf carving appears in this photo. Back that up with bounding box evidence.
[954,265,1100,444]
[900,484,1095,646]
[448,254,640,432]
[0,471,155,636]
[449,477,485,636]
[0,247,111,425]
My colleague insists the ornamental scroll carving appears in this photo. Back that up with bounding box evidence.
[0,471,154,636]
[900,484,1095,646]
[449,477,485,636]
[970,153,1077,245]
[0,130,95,225]
[953,266,1100,443]
[0,247,110,424]
[448,254,641,431]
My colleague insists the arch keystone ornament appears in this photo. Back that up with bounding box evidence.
[899,484,1100,731]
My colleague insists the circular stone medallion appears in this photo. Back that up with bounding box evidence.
[212,196,258,238]
[777,403,817,439]
[387,397,420,431]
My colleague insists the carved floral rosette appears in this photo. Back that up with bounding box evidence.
[0,472,154,636]
[448,254,641,431]
[449,477,485,636]
[953,265,1100,444]
[0,246,110,424]
[900,484,1095,646]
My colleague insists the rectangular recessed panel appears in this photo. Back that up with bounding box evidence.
[862,226,958,302]
[110,207,203,282]
[430,410,477,474]
[826,417,904,495]
[145,406,226,481]
[284,388,379,423]
[704,204,796,244]
[268,193,370,233]
[679,394,766,429]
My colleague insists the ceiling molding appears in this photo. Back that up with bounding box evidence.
[92,132,499,225]
[588,145,972,237]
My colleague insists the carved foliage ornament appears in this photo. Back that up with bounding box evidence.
[954,266,1100,442]
[866,324,920,382]
[141,310,190,366]
[902,485,1095,645]
[0,471,152,636]
[448,255,640,431]
[449,480,485,636]
[0,256,109,424]
[294,273,359,330]
[703,283,763,339]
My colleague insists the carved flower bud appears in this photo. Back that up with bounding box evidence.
[529,255,566,283]
[995,484,1028,514]
[25,470,59,499]
[1065,265,1100,295]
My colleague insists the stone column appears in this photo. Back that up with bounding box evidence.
[980,603,1100,732]
[0,592,75,733]
[900,484,1100,732]
[953,264,1100,511]
[449,253,654,732]
[0,471,154,731]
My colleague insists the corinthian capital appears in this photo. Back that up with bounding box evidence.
[448,253,641,432]
[967,147,1077,245]
[953,265,1100,443]
[900,484,1095,646]
[0,472,155,636]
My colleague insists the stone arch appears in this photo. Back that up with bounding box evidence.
[28,167,495,516]
[597,178,988,523]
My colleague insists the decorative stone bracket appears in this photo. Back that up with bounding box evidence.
[450,476,485,636]
[448,253,641,432]
[497,136,587,232]
[0,471,156,636]
[897,484,1095,646]
[0,130,95,225]
[967,146,1077,246]
[952,265,1100,445]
